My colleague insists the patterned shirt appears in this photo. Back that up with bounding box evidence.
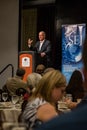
[21,97,47,129]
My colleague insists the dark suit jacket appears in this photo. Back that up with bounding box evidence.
[34,105,87,130]
[28,39,52,67]
[76,95,87,108]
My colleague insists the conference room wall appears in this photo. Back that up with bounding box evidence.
[0,0,19,88]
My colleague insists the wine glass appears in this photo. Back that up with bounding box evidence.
[11,95,19,108]
[2,92,8,102]
[65,94,72,102]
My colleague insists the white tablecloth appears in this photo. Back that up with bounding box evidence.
[0,102,21,123]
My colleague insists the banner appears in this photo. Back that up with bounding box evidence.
[62,24,86,84]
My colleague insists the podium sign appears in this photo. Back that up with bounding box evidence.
[19,51,36,81]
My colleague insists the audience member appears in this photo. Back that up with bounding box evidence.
[35,105,87,130]
[76,38,87,108]
[35,64,46,76]
[20,70,66,129]
[18,72,42,122]
[27,31,52,67]
[66,69,84,102]
[24,72,42,100]
[5,68,27,96]
[16,87,27,96]
[33,38,87,130]
[43,67,55,75]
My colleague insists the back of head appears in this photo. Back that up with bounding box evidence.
[16,88,27,96]
[70,70,83,83]
[66,70,83,90]
[66,69,84,101]
[16,68,25,77]
[27,72,42,90]
[36,64,46,75]
[43,67,55,75]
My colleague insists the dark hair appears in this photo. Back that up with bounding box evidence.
[16,88,27,96]
[66,70,84,101]
[16,68,25,77]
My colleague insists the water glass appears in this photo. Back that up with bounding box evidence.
[2,92,8,102]
[11,95,19,107]
[65,94,72,102]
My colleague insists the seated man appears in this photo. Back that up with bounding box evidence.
[5,68,27,96]
[35,64,46,76]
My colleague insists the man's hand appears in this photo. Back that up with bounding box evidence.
[40,52,46,57]
[28,38,33,46]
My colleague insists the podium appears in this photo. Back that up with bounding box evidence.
[19,51,37,81]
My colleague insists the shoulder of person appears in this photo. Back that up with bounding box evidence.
[37,103,57,122]
[45,39,51,43]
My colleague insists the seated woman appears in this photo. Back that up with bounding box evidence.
[18,72,42,122]
[66,69,84,102]
[65,70,85,109]
[23,72,42,100]
[20,70,66,130]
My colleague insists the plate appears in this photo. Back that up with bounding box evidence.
[0,102,13,109]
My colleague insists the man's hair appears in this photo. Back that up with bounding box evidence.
[39,31,46,37]
[82,38,87,70]
[36,64,45,75]
[16,68,25,77]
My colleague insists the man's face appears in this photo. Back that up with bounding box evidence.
[39,32,45,41]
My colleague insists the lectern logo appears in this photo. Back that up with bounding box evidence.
[22,57,30,67]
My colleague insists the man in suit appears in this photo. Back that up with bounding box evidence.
[28,31,52,67]
[34,39,87,130]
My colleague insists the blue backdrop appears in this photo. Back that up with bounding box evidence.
[62,23,86,84]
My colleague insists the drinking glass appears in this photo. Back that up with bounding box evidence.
[65,94,72,103]
[11,95,19,108]
[2,92,8,102]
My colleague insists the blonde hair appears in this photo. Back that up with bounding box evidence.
[32,70,66,104]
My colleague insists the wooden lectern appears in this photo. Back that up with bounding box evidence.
[19,51,37,81]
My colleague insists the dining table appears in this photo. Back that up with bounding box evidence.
[0,101,21,123]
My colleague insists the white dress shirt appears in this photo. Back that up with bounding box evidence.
[39,40,44,51]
